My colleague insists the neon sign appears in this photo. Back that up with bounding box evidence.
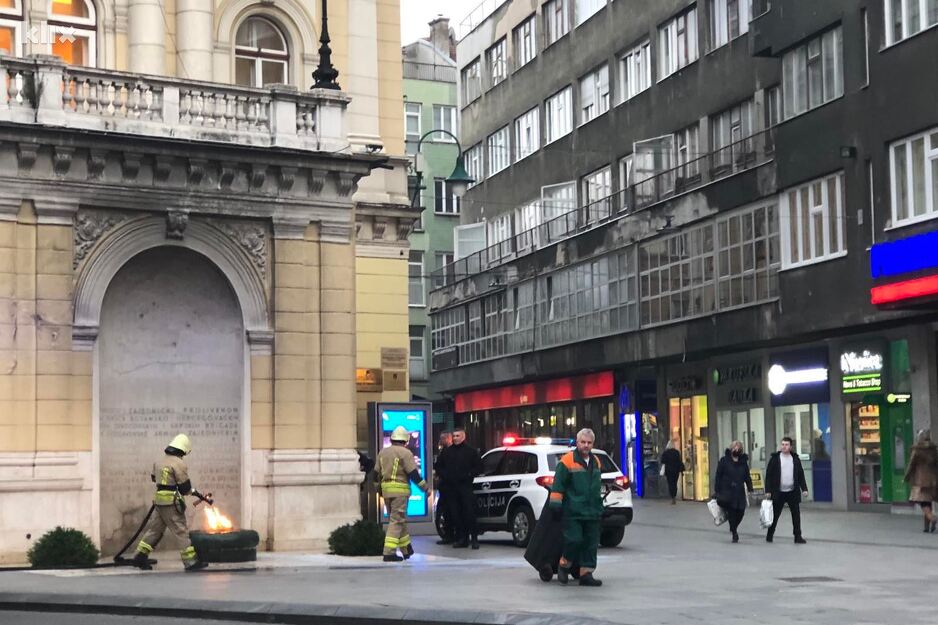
[767,364,828,396]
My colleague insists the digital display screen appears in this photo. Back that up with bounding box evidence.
[380,407,429,518]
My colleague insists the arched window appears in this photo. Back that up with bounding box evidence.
[234,17,288,88]
[0,0,23,57]
[49,0,97,66]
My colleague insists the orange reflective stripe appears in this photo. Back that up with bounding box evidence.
[549,492,563,502]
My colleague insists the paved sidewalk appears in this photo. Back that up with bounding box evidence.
[1,499,937,625]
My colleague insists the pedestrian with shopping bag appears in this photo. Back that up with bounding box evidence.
[712,440,753,543]
[660,441,685,504]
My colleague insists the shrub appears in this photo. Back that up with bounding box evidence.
[327,519,385,556]
[27,526,100,568]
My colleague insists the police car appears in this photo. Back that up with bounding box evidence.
[436,437,633,548]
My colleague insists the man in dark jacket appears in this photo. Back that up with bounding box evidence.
[548,428,604,587]
[765,437,808,544]
[435,427,482,549]
[433,431,455,544]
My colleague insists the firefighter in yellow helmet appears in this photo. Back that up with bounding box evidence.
[375,425,430,562]
[131,434,210,571]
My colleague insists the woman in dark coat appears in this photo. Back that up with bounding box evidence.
[713,440,753,543]
[660,441,685,504]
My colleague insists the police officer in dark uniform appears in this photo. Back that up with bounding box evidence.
[435,427,482,549]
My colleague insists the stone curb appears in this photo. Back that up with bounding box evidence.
[0,592,624,625]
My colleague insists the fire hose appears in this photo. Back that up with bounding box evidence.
[112,490,214,565]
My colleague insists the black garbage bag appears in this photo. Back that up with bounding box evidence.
[523,502,579,582]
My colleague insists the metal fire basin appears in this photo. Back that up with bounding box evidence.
[189,529,260,563]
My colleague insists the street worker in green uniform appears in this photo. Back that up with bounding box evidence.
[376,426,430,562]
[548,428,604,587]
[132,434,210,571]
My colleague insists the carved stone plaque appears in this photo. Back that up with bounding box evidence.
[98,247,244,555]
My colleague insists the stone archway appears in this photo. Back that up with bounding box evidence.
[97,247,245,555]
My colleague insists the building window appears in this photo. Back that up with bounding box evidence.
[716,202,781,309]
[544,0,569,46]
[461,58,482,106]
[659,6,698,79]
[582,166,612,205]
[409,250,425,307]
[575,0,604,26]
[433,252,456,287]
[431,105,457,142]
[578,63,610,124]
[514,106,540,162]
[486,37,508,88]
[889,126,938,225]
[434,179,461,215]
[780,171,846,268]
[861,9,870,86]
[710,98,754,171]
[50,0,97,66]
[619,40,652,102]
[782,27,843,120]
[639,222,716,325]
[545,86,573,143]
[619,154,633,191]
[409,326,425,361]
[235,16,288,87]
[465,143,483,187]
[513,15,536,69]
[709,0,750,50]
[675,123,701,181]
[431,306,466,359]
[885,0,938,46]
[404,102,421,155]
[487,125,511,175]
[0,0,22,57]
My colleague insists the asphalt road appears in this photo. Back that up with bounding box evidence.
[1,612,236,625]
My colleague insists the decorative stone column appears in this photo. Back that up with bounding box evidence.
[175,0,214,80]
[128,0,166,75]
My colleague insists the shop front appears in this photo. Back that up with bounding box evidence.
[713,360,768,482]
[665,370,709,501]
[617,380,660,498]
[767,348,832,502]
[841,340,913,506]
[454,371,621,464]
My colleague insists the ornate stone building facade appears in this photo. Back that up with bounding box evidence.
[0,0,415,562]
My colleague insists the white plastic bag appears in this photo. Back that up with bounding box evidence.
[707,499,727,526]
[659,464,666,477]
[759,499,774,528]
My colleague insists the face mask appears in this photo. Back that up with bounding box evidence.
[731,449,740,457]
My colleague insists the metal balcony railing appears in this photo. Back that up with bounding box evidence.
[430,127,776,289]
[403,62,457,83]
[458,0,510,38]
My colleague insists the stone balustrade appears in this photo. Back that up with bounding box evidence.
[0,55,349,152]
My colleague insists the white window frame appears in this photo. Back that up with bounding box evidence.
[889,126,938,227]
[404,102,421,154]
[709,0,750,50]
[431,105,457,142]
[487,125,511,176]
[465,143,484,187]
[658,6,699,80]
[513,15,537,70]
[582,166,612,214]
[544,0,570,47]
[486,37,508,88]
[409,250,425,307]
[780,171,847,269]
[234,16,289,88]
[675,123,701,179]
[781,27,843,120]
[434,179,462,215]
[433,252,456,288]
[578,63,610,125]
[575,0,604,27]
[545,86,573,144]
[884,0,938,46]
[461,58,482,106]
[47,0,98,67]
[619,39,652,103]
[0,18,22,58]
[619,154,633,191]
[514,106,540,162]
[409,326,425,361]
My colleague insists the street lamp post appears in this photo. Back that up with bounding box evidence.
[410,129,474,209]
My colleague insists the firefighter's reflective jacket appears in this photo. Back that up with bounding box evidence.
[151,453,194,506]
[375,444,428,496]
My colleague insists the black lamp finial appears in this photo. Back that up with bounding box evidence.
[312,0,341,90]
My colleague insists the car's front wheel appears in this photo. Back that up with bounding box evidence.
[599,526,625,547]
[510,503,535,548]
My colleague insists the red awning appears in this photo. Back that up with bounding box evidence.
[455,371,614,413]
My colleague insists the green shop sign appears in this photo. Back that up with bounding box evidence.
[840,348,884,394]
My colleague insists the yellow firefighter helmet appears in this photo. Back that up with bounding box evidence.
[168,433,192,455]
[390,426,409,443]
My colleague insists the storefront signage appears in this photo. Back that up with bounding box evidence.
[750,469,765,495]
[668,375,703,396]
[768,348,830,406]
[840,346,885,395]
[714,362,761,406]
[714,364,762,385]
[870,231,938,306]
[454,371,614,413]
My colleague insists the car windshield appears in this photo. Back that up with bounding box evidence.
[548,451,620,473]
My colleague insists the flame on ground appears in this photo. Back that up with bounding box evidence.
[203,506,234,533]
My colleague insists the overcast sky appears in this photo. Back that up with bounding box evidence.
[400,0,480,45]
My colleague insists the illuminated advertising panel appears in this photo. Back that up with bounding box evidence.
[376,402,431,520]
